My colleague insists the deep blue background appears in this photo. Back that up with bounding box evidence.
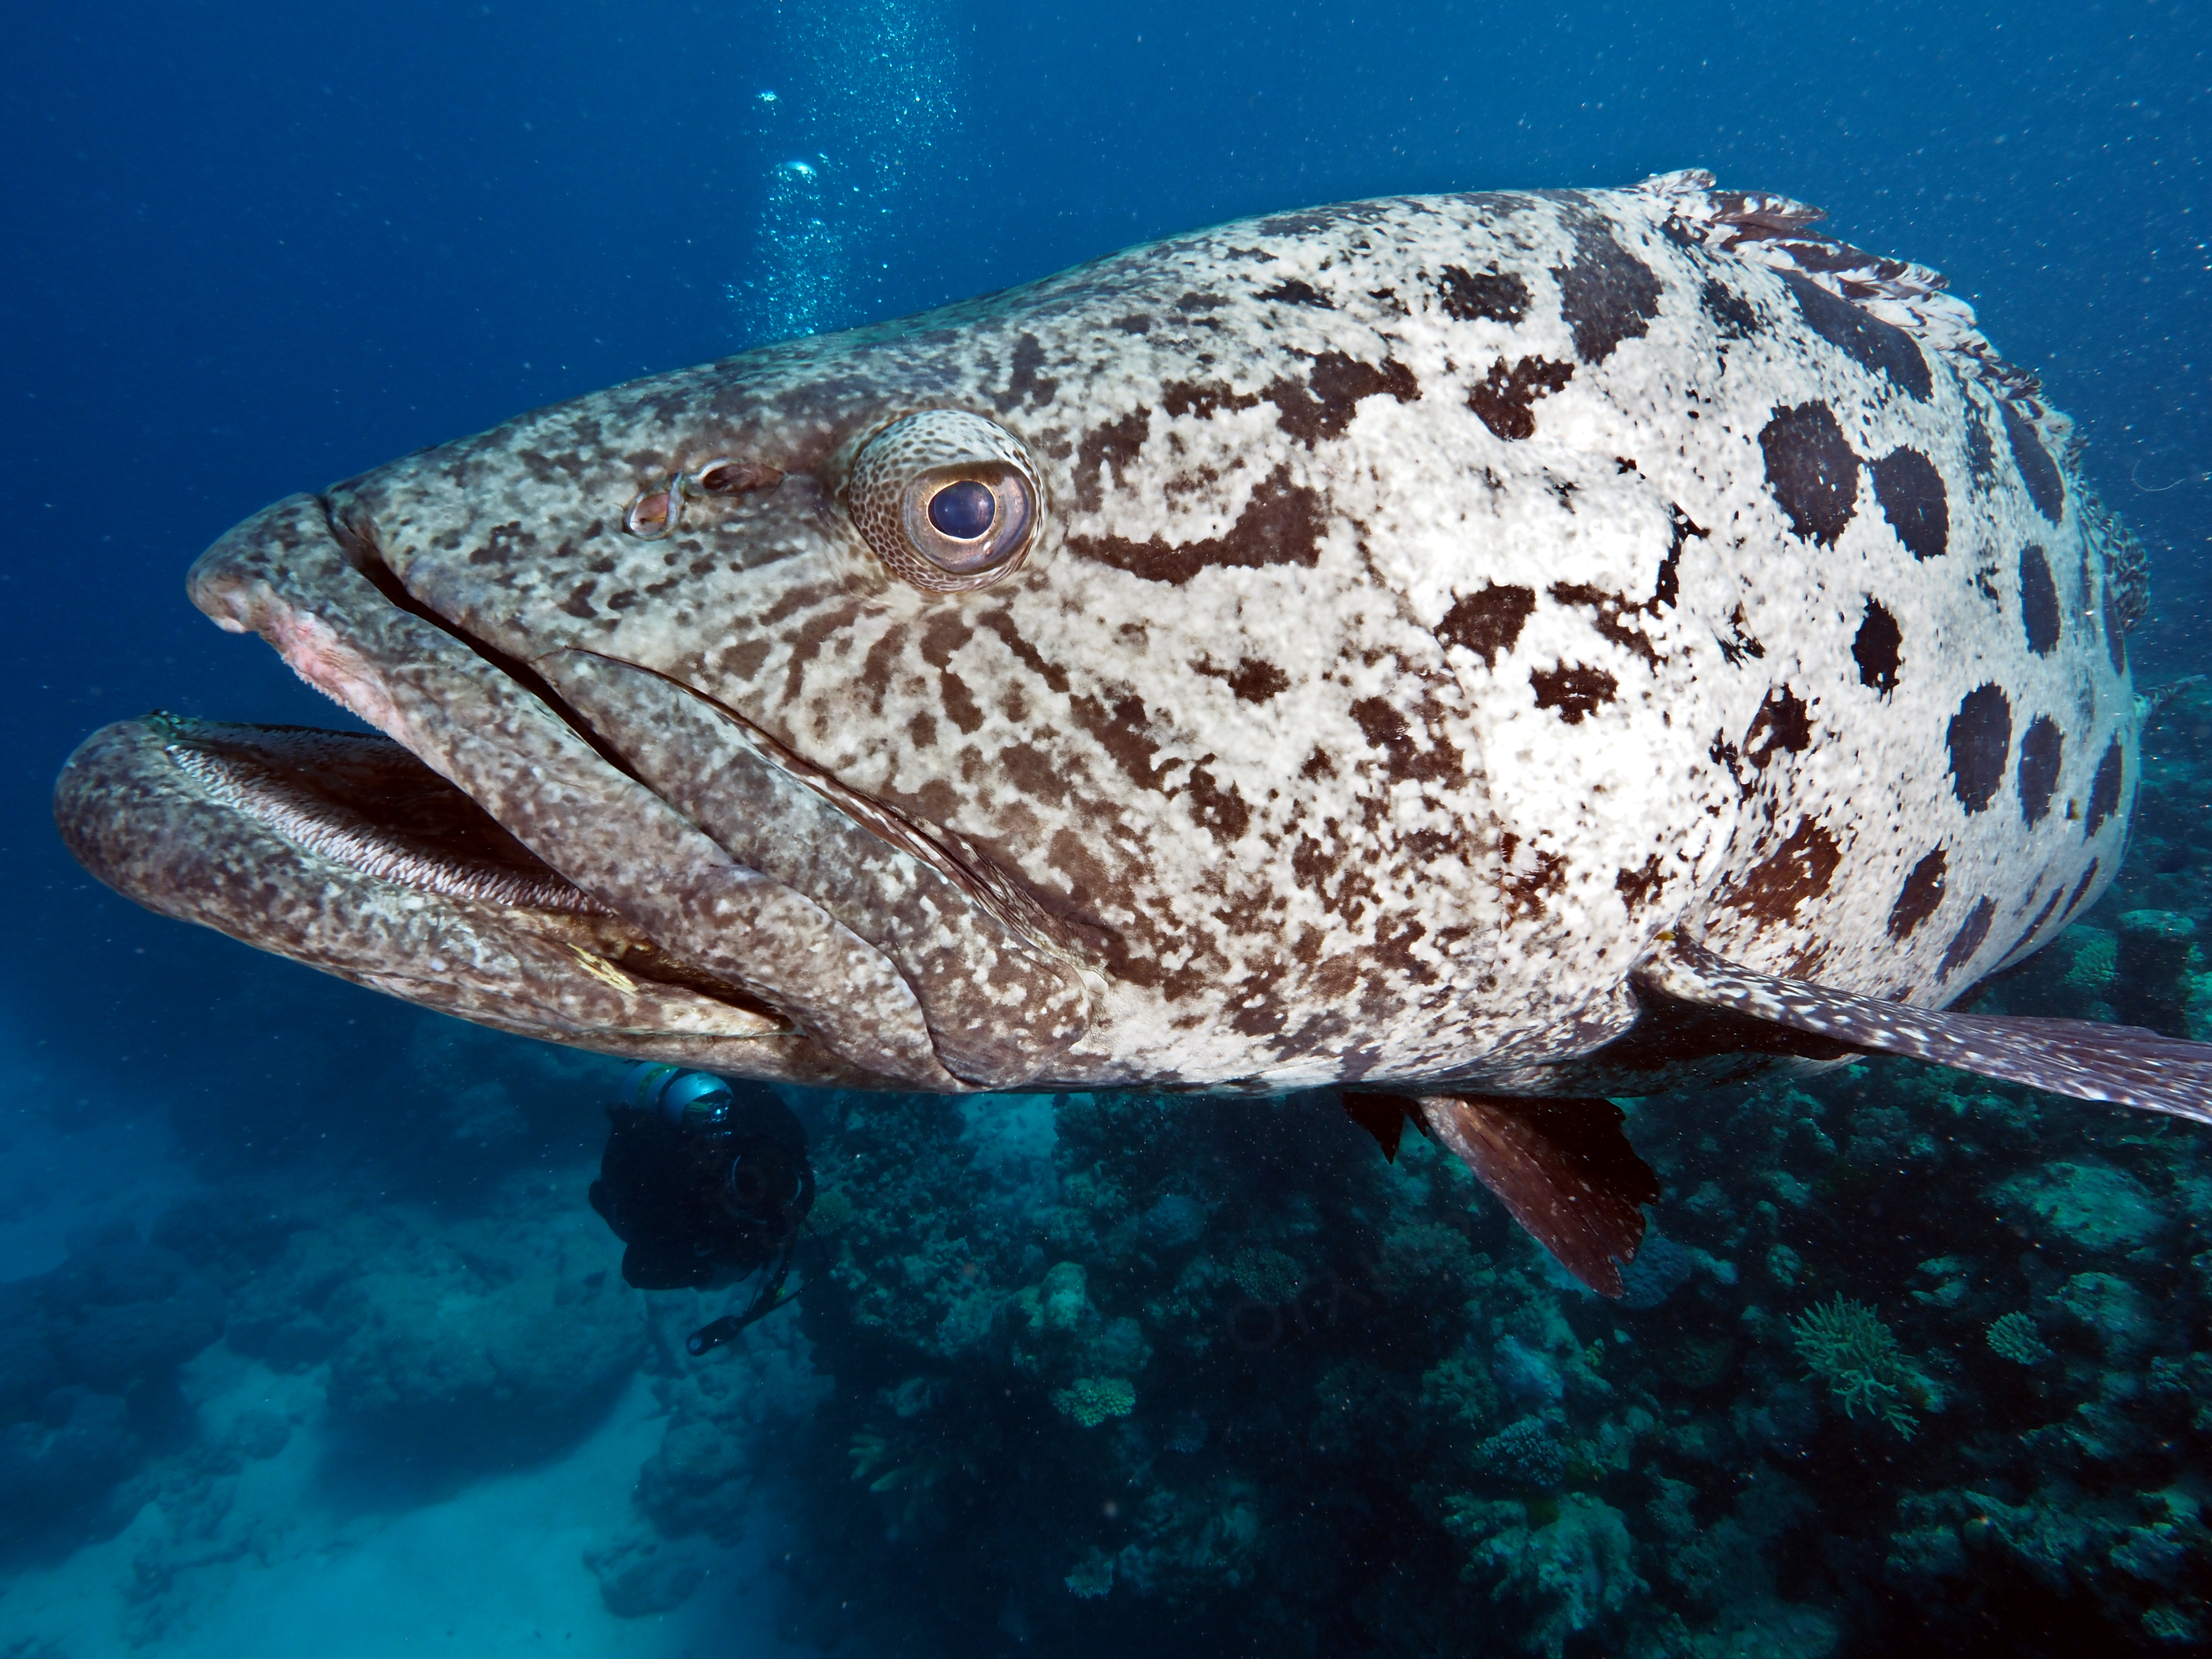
[4,0,2207,1129]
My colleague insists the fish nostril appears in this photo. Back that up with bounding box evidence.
[693,459,784,496]
[624,488,678,539]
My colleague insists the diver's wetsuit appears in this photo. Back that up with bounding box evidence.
[588,1073,813,1350]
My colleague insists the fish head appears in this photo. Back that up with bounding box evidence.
[59,222,1540,1093]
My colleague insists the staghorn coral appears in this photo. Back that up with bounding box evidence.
[1790,1296,1928,1437]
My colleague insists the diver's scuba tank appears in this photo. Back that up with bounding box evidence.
[625,1061,735,1128]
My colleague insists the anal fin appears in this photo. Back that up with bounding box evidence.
[1353,1091,1658,1297]
[1638,937,2212,1121]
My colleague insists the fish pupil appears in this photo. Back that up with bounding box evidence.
[928,480,996,540]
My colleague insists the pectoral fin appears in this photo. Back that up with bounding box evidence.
[1637,937,2212,1122]
[1347,1090,1659,1296]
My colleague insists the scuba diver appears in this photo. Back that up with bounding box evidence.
[589,1063,815,1355]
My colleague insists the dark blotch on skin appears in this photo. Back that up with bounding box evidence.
[1552,213,1663,364]
[1947,683,2013,815]
[990,332,1057,413]
[2001,401,2067,522]
[1468,356,1576,440]
[1854,599,1903,694]
[1616,855,1666,908]
[1257,278,1334,309]
[1937,896,1995,982]
[1074,410,1150,513]
[1870,448,1948,560]
[1530,663,1619,724]
[1745,686,1811,770]
[1271,352,1421,447]
[1436,583,1537,668]
[1068,466,1323,586]
[1888,849,1948,941]
[1195,657,1291,703]
[2105,581,2129,674]
[1351,698,1462,782]
[1779,270,1932,399]
[2018,715,2063,827]
[2085,739,2125,836]
[2020,545,2062,656]
[1726,818,1842,924]
[1185,766,1252,845]
[1760,402,1860,546]
[1701,279,1761,338]
[1436,265,1529,325]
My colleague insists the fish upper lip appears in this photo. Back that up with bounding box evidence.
[184,490,967,1090]
[183,488,1092,1089]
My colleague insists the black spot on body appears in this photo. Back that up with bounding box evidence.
[1552,216,1663,364]
[1530,663,1619,723]
[1435,265,1529,324]
[1937,896,1995,982]
[1870,449,1948,560]
[1853,599,1902,694]
[1760,403,1860,546]
[1778,270,1932,399]
[1257,278,1334,309]
[2017,716,2063,827]
[1468,356,1575,440]
[1726,818,1842,923]
[1067,466,1323,585]
[2065,859,2102,918]
[2000,401,2066,522]
[2104,582,2129,674]
[2019,545,2061,656]
[1889,850,1947,940]
[2085,739,2125,836]
[1964,404,1996,485]
[1701,279,1760,338]
[2005,886,2068,962]
[1947,684,2013,815]
[1435,583,1537,667]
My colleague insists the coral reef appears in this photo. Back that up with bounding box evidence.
[1791,1296,1932,1436]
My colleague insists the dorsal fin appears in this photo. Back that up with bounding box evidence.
[1637,938,2212,1121]
[1350,1091,1658,1296]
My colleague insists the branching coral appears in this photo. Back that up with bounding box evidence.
[1052,1375,1136,1428]
[1790,1296,1926,1437]
[1985,1311,2052,1366]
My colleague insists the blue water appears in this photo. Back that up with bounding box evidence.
[4,2,2210,1653]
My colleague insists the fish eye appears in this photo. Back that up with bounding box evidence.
[847,410,1042,592]
[928,479,996,540]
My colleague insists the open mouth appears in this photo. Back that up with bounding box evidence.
[56,491,1093,1092]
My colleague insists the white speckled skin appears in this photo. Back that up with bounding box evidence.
[76,175,2147,1096]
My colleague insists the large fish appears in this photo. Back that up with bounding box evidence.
[57,171,2212,1292]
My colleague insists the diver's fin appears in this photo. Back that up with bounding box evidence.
[1638,937,2212,1122]
[1394,1092,1659,1297]
[1342,1090,1414,1161]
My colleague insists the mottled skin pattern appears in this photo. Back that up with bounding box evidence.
[56,174,2146,1100]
